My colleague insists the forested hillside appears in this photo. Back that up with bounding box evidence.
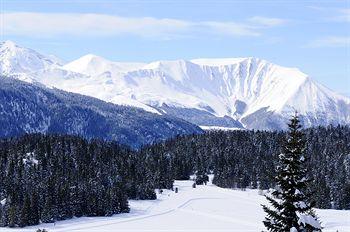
[0,77,202,148]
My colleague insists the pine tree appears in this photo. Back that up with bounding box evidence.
[8,204,17,228]
[195,154,209,185]
[19,193,30,227]
[41,196,54,223]
[29,192,40,225]
[0,204,6,227]
[262,114,322,232]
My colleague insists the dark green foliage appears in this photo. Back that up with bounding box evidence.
[0,124,349,228]
[19,194,30,227]
[195,153,209,185]
[142,125,350,210]
[29,192,40,225]
[195,174,209,185]
[262,115,321,231]
[0,134,165,227]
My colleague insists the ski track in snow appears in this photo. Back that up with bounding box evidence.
[2,179,349,232]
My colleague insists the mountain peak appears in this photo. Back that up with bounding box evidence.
[64,54,146,76]
[62,54,109,75]
[0,40,25,56]
[80,53,108,62]
[0,40,62,75]
[0,40,18,49]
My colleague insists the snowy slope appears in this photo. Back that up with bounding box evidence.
[63,56,350,129]
[1,41,349,130]
[0,41,158,113]
[4,179,349,232]
[64,54,146,76]
[0,40,61,82]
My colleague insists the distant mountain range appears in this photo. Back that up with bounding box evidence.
[1,40,349,133]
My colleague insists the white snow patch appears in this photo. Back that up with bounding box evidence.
[200,126,243,131]
[0,198,6,206]
[22,152,38,165]
[298,213,322,229]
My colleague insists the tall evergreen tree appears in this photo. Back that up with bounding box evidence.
[19,193,30,227]
[262,114,322,232]
[195,154,209,185]
[29,192,40,225]
[8,204,16,228]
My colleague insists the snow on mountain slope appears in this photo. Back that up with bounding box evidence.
[63,54,146,76]
[0,41,158,113]
[0,40,60,75]
[91,57,349,129]
[35,67,161,114]
[1,41,349,130]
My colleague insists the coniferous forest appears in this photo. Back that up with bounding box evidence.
[141,125,350,210]
[0,135,157,227]
[0,125,349,227]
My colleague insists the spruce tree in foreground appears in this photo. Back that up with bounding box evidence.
[262,114,322,232]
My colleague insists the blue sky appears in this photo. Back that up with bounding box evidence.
[1,0,349,96]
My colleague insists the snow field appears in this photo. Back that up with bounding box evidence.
[3,179,349,232]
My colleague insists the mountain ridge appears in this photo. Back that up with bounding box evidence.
[1,40,349,130]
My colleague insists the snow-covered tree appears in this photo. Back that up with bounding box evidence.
[262,114,322,231]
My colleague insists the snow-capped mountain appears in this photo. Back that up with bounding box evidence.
[64,54,145,76]
[1,41,349,130]
[0,41,62,81]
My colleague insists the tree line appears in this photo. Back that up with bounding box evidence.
[0,125,349,227]
[141,125,350,210]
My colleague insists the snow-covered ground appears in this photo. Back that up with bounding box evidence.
[4,179,350,232]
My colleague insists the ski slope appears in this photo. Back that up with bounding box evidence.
[5,178,350,232]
